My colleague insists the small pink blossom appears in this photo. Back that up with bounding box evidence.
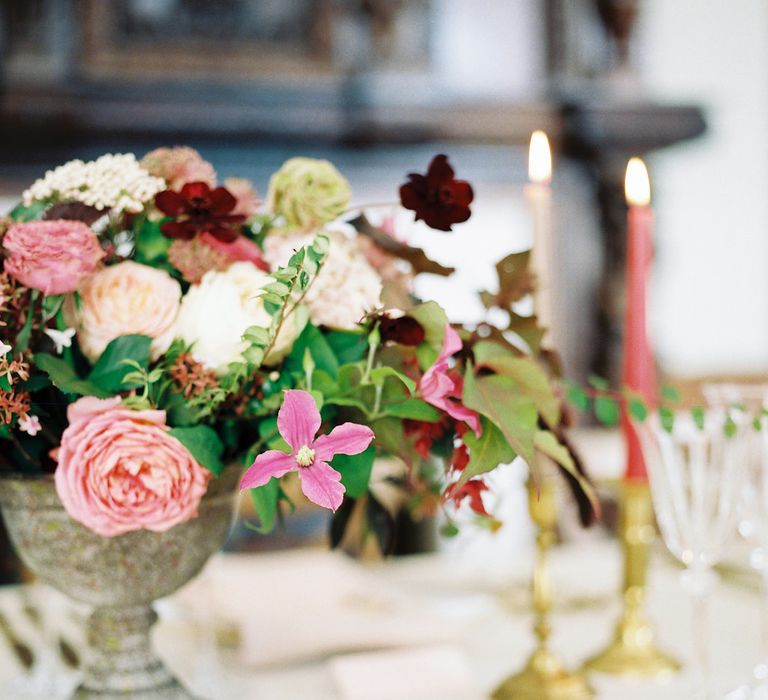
[18,414,41,436]
[55,397,210,536]
[199,232,269,271]
[2,220,104,295]
[224,177,261,218]
[140,146,216,190]
[419,324,481,435]
[240,390,374,511]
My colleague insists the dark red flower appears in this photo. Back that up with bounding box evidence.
[399,155,473,232]
[404,416,450,459]
[155,182,245,243]
[445,480,489,516]
[378,314,425,346]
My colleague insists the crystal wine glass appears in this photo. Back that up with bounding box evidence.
[636,409,749,700]
[704,383,768,700]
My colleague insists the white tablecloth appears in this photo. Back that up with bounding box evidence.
[0,541,761,699]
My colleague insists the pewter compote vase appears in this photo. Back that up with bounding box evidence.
[0,466,241,699]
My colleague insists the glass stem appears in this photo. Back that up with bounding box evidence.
[684,564,714,700]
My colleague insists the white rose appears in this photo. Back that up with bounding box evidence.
[176,262,300,374]
[263,229,382,330]
[69,261,181,362]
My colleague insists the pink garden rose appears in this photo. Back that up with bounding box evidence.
[140,147,216,190]
[55,397,210,537]
[2,220,104,295]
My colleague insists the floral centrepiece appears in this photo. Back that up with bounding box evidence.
[0,146,594,545]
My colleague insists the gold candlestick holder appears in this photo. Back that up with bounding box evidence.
[583,480,680,677]
[493,474,594,700]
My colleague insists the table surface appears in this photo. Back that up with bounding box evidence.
[0,540,761,700]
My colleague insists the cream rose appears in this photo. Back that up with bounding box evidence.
[69,261,181,362]
[175,261,300,374]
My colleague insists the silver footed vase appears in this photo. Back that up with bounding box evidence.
[0,466,241,699]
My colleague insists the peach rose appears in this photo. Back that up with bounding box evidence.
[69,261,181,362]
[140,147,216,190]
[55,397,210,537]
[2,220,104,295]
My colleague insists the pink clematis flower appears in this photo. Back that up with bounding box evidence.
[240,390,374,511]
[419,323,481,435]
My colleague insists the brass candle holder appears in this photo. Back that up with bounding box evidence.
[583,480,680,677]
[493,472,594,700]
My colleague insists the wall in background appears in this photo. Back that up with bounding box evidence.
[639,0,768,376]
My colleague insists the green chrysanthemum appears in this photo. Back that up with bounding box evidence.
[266,158,351,230]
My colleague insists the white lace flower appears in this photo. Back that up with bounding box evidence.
[18,415,41,436]
[22,154,165,214]
[0,340,11,358]
[263,229,382,330]
[44,328,76,355]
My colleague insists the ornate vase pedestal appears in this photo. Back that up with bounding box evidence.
[0,467,241,699]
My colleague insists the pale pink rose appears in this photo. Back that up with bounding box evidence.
[223,177,260,218]
[2,220,104,295]
[69,261,181,362]
[55,396,211,537]
[140,147,217,190]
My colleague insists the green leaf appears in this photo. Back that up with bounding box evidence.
[473,342,560,426]
[381,398,442,422]
[458,418,516,485]
[332,445,375,498]
[249,479,280,534]
[594,396,620,426]
[661,385,681,402]
[533,430,598,512]
[286,324,339,377]
[169,425,225,475]
[8,200,48,222]
[368,366,416,394]
[242,326,270,346]
[326,330,368,364]
[463,366,538,465]
[409,301,449,368]
[88,335,152,393]
[627,396,648,422]
[41,294,65,322]
[659,405,675,432]
[35,353,109,397]
[370,417,406,455]
[134,216,171,264]
[691,406,705,430]
[588,374,610,391]
[566,383,590,412]
[724,414,737,438]
[440,522,460,538]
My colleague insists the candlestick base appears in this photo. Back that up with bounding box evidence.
[583,607,681,677]
[493,648,595,700]
[583,482,681,678]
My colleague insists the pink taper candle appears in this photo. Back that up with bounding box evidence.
[622,157,655,482]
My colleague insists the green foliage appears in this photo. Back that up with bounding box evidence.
[35,353,109,397]
[533,430,597,511]
[463,366,538,466]
[8,200,48,222]
[594,395,620,426]
[380,399,441,422]
[473,342,560,427]
[691,405,705,430]
[659,405,675,432]
[133,216,171,265]
[331,445,376,498]
[168,425,225,475]
[89,335,152,393]
[661,385,681,402]
[249,479,280,533]
[458,418,516,485]
[565,382,589,412]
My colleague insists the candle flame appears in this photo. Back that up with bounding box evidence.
[625,157,651,206]
[528,130,552,185]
